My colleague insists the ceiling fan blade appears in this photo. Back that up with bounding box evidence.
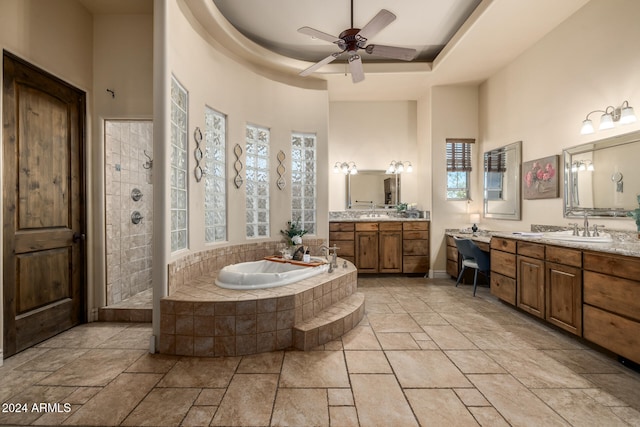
[365,44,417,61]
[299,52,341,76]
[298,26,342,44]
[356,9,396,42]
[348,54,365,83]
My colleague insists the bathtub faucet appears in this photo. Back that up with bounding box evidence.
[320,245,340,269]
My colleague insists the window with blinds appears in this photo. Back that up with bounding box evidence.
[446,138,474,200]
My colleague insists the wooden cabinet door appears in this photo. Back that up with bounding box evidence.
[356,231,379,273]
[379,231,402,273]
[517,255,545,318]
[545,262,582,335]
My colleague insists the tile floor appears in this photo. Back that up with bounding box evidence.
[1,276,640,426]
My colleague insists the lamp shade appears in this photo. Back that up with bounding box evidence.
[580,119,594,135]
[470,213,481,224]
[599,113,614,130]
[620,105,637,124]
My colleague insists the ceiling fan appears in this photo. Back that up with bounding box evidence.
[297,1,417,83]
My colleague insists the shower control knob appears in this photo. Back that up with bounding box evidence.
[131,211,144,224]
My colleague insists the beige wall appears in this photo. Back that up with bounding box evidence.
[328,101,418,211]
[429,85,480,276]
[477,0,640,239]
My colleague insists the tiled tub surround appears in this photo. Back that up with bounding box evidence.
[160,239,365,357]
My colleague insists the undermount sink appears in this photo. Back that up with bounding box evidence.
[541,230,613,243]
[358,214,390,219]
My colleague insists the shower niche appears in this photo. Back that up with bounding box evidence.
[104,120,153,306]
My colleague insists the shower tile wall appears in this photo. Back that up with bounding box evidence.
[105,120,153,306]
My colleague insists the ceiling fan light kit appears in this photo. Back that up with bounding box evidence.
[298,1,417,83]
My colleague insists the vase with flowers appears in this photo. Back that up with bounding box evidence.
[627,194,640,239]
[280,218,308,257]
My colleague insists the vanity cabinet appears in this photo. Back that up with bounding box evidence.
[329,222,355,264]
[446,236,459,278]
[490,237,517,304]
[582,251,640,364]
[330,220,429,274]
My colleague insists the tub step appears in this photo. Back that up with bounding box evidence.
[293,292,365,351]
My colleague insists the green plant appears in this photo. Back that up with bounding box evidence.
[628,195,640,228]
[396,202,408,212]
[280,218,308,245]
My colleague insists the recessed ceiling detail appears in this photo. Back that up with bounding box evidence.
[211,0,482,65]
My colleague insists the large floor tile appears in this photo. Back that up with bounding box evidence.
[121,387,200,426]
[345,350,392,374]
[271,388,329,427]
[64,372,162,426]
[212,374,278,426]
[279,351,349,388]
[350,374,418,427]
[422,325,477,349]
[341,325,381,350]
[38,349,145,387]
[386,350,471,388]
[367,313,423,333]
[468,373,570,426]
[405,388,479,426]
[158,356,241,388]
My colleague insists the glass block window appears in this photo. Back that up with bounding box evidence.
[170,76,188,252]
[204,107,227,243]
[291,132,316,234]
[245,124,270,238]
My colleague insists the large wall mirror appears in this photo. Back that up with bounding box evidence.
[564,130,640,218]
[345,170,400,209]
[483,141,522,220]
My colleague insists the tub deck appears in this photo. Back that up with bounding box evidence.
[159,258,364,356]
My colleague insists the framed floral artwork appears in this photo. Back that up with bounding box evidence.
[523,155,559,199]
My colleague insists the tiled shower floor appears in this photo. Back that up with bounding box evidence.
[2,276,640,426]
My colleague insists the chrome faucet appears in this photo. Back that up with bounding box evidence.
[582,212,590,237]
[320,245,339,269]
[592,224,604,237]
[568,223,579,236]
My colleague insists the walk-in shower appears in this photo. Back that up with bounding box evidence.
[104,120,153,306]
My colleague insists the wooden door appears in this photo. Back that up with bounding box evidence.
[545,262,582,336]
[3,52,86,357]
[517,255,545,319]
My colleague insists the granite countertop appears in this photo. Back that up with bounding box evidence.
[446,229,640,258]
[330,217,429,222]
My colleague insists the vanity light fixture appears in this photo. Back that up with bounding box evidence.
[333,161,358,175]
[571,160,594,172]
[580,100,637,135]
[386,160,413,174]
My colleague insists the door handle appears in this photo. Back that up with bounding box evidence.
[73,232,86,243]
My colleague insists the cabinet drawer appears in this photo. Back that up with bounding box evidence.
[546,245,581,267]
[356,222,378,231]
[584,271,640,322]
[446,235,456,247]
[403,256,429,273]
[446,245,458,262]
[329,222,354,232]
[403,240,428,256]
[583,305,640,364]
[490,273,516,305]
[476,241,490,252]
[491,237,516,253]
[329,240,354,257]
[403,221,429,231]
[379,222,402,231]
[583,251,640,281]
[329,231,354,241]
[491,250,516,278]
[517,241,545,259]
[404,230,429,240]
[447,260,459,278]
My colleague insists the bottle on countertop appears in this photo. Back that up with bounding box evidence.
[303,249,310,263]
